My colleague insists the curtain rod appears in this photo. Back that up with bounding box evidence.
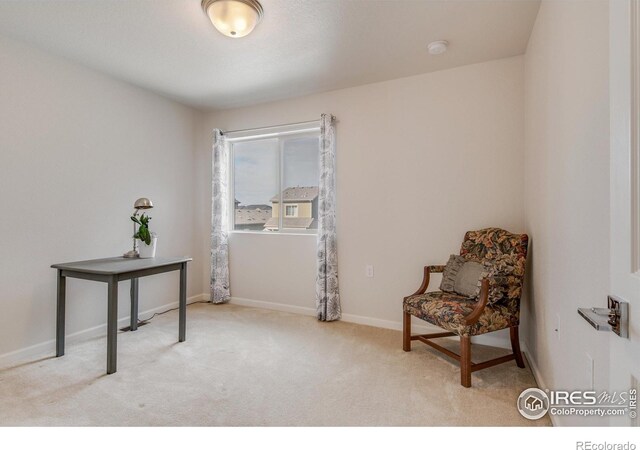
[221,119,321,135]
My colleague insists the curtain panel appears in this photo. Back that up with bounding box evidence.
[316,114,341,321]
[211,129,230,303]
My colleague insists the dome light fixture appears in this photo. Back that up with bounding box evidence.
[428,40,449,55]
[201,0,264,38]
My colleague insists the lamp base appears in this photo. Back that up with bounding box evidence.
[123,250,139,258]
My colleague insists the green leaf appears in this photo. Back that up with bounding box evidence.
[139,227,151,245]
[132,212,152,245]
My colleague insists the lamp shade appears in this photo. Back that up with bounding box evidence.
[133,198,153,210]
[202,0,263,38]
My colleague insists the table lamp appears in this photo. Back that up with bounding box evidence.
[123,197,153,258]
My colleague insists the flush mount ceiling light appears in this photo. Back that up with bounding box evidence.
[201,0,264,38]
[428,40,449,55]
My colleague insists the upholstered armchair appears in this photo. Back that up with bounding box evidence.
[402,228,529,387]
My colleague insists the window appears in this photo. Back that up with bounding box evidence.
[229,123,320,233]
[285,205,298,217]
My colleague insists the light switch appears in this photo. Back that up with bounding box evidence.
[365,265,374,278]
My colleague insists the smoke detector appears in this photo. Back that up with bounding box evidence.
[428,40,448,55]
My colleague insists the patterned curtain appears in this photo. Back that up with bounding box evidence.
[211,129,230,303]
[316,114,341,321]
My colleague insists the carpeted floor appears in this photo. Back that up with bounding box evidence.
[0,303,550,426]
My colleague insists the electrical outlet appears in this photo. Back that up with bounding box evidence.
[365,265,374,278]
[586,353,594,390]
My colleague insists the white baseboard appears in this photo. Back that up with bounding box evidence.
[522,344,558,427]
[229,296,437,331]
[229,296,511,349]
[230,296,317,317]
[0,294,208,369]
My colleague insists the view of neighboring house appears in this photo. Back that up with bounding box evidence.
[264,186,318,231]
[234,199,272,231]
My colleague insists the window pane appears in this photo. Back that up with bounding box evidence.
[285,205,298,217]
[233,138,279,232]
[281,136,320,230]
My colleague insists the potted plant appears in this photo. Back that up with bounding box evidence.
[131,213,157,258]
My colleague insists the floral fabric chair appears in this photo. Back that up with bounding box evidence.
[402,228,529,387]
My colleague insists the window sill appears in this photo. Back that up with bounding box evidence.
[229,230,317,237]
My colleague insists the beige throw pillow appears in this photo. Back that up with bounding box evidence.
[440,255,464,293]
[440,254,486,298]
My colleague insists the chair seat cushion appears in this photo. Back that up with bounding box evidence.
[403,291,519,336]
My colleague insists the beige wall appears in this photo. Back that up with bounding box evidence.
[523,0,610,425]
[197,56,526,345]
[0,36,202,360]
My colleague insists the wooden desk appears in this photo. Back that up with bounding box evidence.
[51,256,192,374]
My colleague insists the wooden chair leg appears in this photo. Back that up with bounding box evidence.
[510,326,525,368]
[403,311,411,352]
[460,335,471,387]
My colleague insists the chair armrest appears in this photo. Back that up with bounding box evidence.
[406,264,445,297]
[464,278,489,325]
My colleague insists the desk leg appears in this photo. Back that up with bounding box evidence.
[179,262,187,342]
[107,276,118,374]
[130,278,139,331]
[56,270,66,357]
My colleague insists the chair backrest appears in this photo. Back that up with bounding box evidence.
[459,228,529,306]
[460,228,528,265]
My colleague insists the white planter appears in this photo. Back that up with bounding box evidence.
[138,236,157,258]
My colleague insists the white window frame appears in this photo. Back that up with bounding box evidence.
[227,122,320,235]
[285,205,298,217]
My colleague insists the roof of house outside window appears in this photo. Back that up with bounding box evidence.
[236,204,271,210]
[271,186,319,203]
[235,205,272,225]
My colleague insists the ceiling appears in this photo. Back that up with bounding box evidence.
[0,0,540,110]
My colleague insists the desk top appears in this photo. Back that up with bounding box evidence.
[51,256,192,275]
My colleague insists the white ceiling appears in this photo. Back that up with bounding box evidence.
[0,0,540,110]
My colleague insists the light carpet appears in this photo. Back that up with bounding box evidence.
[0,303,550,426]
